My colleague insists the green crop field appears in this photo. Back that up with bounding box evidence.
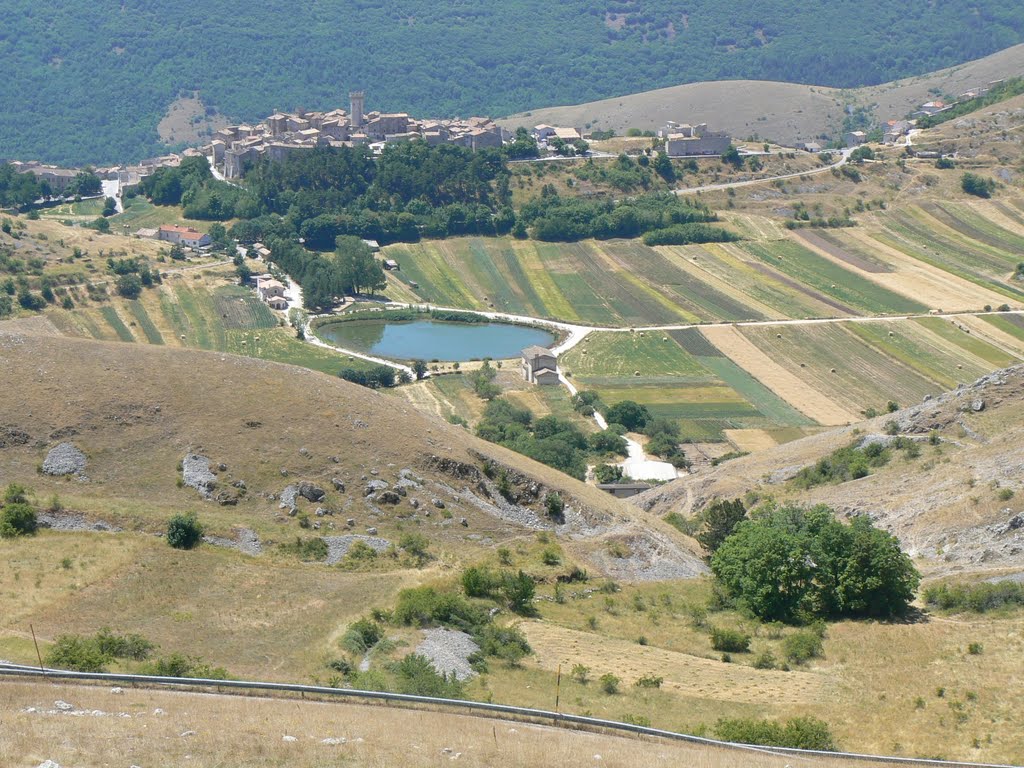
[562,331,712,383]
[48,276,375,377]
[846,321,994,391]
[913,316,1021,368]
[739,240,929,316]
[919,202,1024,257]
[981,312,1024,342]
[874,208,1024,301]
[126,300,165,344]
[386,237,786,326]
[98,306,136,342]
[213,286,278,330]
[562,330,804,441]
[739,323,947,414]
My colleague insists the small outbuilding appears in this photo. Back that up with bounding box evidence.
[597,482,653,499]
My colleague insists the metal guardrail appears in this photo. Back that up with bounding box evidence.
[1,664,1019,768]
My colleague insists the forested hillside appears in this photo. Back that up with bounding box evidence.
[3,0,1024,164]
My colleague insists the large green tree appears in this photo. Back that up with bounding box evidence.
[711,504,919,623]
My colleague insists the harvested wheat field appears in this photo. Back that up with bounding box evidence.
[699,325,856,425]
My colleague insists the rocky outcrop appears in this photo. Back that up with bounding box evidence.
[182,454,217,498]
[42,443,87,477]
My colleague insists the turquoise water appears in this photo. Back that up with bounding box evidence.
[317,319,556,362]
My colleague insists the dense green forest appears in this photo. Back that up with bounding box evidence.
[2,0,1024,164]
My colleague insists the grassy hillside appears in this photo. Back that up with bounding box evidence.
[500,44,1024,145]
[5,2,1024,164]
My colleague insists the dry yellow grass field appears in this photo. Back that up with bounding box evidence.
[0,680,915,768]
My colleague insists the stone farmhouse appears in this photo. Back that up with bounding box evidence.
[521,345,559,386]
[9,162,79,195]
[211,91,508,179]
[659,122,731,157]
[157,225,211,248]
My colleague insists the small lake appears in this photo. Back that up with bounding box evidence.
[317,319,557,362]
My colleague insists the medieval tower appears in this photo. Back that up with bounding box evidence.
[349,91,365,129]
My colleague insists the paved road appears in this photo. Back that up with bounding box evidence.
[672,148,853,196]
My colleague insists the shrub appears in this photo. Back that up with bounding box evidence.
[710,627,751,653]
[923,580,1024,613]
[501,570,537,615]
[634,674,663,688]
[961,172,996,198]
[342,618,383,654]
[967,642,983,655]
[544,492,565,518]
[461,565,500,598]
[715,716,837,750]
[393,653,464,698]
[782,630,824,664]
[45,634,111,672]
[476,624,531,664]
[166,512,203,550]
[398,532,431,565]
[541,547,561,566]
[279,536,328,560]
[599,672,620,694]
[142,653,228,679]
[93,627,155,661]
[0,501,37,537]
[570,663,590,684]
[753,651,777,670]
[392,586,487,631]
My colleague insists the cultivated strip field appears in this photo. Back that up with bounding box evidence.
[44,278,375,375]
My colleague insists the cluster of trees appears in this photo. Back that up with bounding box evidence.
[710,502,920,623]
[961,172,997,199]
[230,143,511,246]
[518,190,720,242]
[140,156,256,220]
[265,236,385,311]
[600,399,690,467]
[474,398,626,480]
[338,365,404,389]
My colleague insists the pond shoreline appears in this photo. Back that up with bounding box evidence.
[313,310,562,363]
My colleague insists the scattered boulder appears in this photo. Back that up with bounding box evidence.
[232,480,246,490]
[378,491,402,505]
[346,518,355,527]
[279,485,299,512]
[432,498,446,509]
[409,498,420,509]
[332,478,346,492]
[1005,514,1024,534]
[366,527,378,535]
[297,482,326,502]
[460,517,469,527]
[42,443,87,477]
[971,399,986,412]
[365,479,389,497]
[0,425,31,448]
[215,490,239,506]
[182,454,217,498]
